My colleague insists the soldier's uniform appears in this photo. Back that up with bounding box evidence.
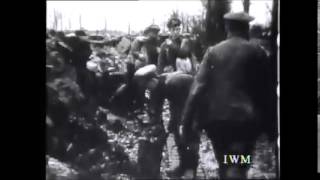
[180,12,277,179]
[66,31,92,99]
[86,36,123,107]
[129,24,161,70]
[130,65,167,179]
[157,36,180,73]
[157,18,195,75]
[156,18,200,178]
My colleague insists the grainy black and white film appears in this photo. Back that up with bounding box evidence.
[46,0,279,179]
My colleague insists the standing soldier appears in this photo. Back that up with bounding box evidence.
[129,24,161,70]
[180,12,277,179]
[157,17,196,75]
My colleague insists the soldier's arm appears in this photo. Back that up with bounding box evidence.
[180,48,213,138]
[130,39,142,58]
[157,42,167,74]
[190,53,198,75]
[178,38,191,58]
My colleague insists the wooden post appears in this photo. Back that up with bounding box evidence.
[53,9,58,30]
[243,0,250,13]
[79,15,82,29]
[163,21,166,33]
[60,12,63,31]
[105,18,107,35]
[181,12,184,32]
[128,23,131,35]
[52,9,55,30]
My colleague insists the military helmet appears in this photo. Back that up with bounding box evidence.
[223,12,254,23]
[75,30,87,37]
[144,24,160,34]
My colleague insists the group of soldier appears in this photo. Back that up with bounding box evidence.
[46,11,277,179]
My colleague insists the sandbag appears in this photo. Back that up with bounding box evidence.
[134,64,157,78]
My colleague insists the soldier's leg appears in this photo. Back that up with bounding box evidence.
[168,104,200,177]
[205,129,228,179]
[214,141,254,179]
[178,129,200,178]
[167,101,178,133]
[136,124,167,179]
[206,122,256,179]
[168,103,184,173]
[137,140,165,179]
[137,139,155,178]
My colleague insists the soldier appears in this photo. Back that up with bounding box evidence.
[129,24,161,70]
[164,73,200,179]
[128,65,167,179]
[180,12,277,179]
[66,30,92,99]
[120,25,161,112]
[86,36,125,108]
[157,17,196,74]
[87,36,119,76]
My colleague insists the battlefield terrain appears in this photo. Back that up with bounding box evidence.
[46,100,276,180]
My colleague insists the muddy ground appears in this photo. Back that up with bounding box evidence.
[47,99,277,180]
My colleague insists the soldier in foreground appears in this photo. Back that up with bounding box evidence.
[180,12,276,179]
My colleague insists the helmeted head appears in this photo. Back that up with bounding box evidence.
[75,30,87,37]
[144,24,160,40]
[88,35,106,54]
[223,12,254,39]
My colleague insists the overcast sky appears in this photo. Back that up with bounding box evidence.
[46,0,273,32]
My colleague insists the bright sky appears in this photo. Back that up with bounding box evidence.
[230,0,273,27]
[47,0,273,32]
